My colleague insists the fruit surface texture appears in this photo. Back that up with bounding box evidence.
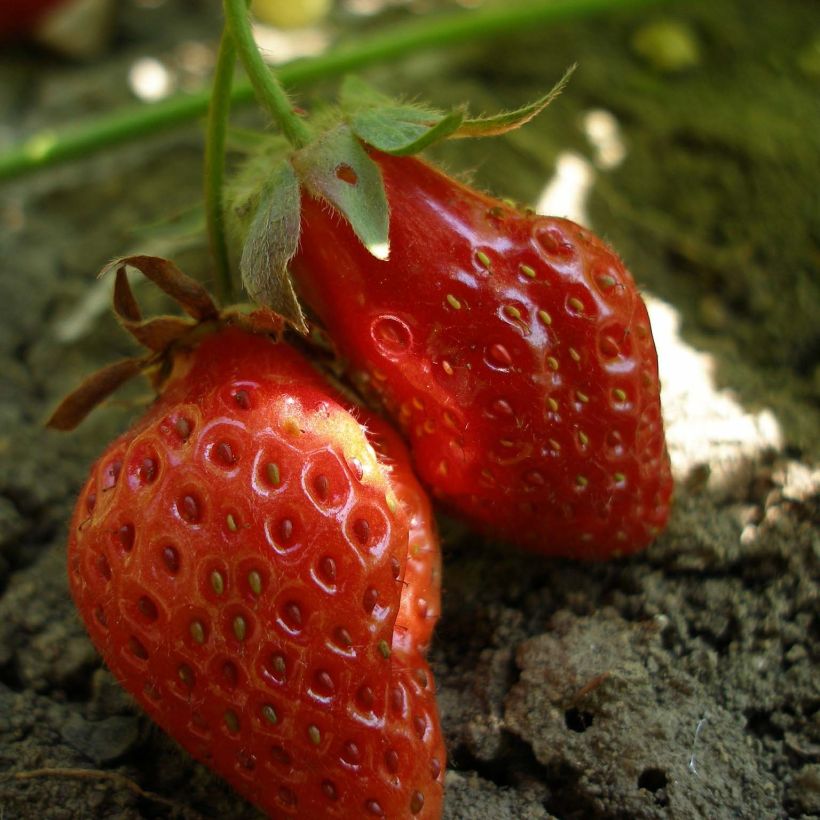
[67,326,444,818]
[291,151,673,558]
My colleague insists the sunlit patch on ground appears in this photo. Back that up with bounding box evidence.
[536,110,783,498]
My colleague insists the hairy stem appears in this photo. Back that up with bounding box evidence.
[204,30,237,303]
[223,0,311,148]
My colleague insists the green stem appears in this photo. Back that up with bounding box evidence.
[223,0,311,148]
[0,0,674,182]
[204,30,236,304]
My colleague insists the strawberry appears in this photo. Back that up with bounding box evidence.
[287,151,673,559]
[365,416,441,658]
[53,257,445,819]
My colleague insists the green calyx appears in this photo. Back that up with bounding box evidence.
[339,66,575,151]
[221,41,574,331]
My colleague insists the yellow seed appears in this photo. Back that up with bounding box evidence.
[385,492,398,515]
[613,388,627,403]
[283,418,300,436]
[442,360,454,376]
[578,431,589,446]
[372,369,387,381]
[443,411,457,429]
[597,274,617,289]
[437,460,448,476]
[190,620,205,644]
[261,704,278,725]
[568,297,584,314]
[248,570,263,596]
[308,725,322,745]
[548,438,561,451]
[378,639,391,659]
[520,264,536,279]
[423,419,436,434]
[475,250,491,269]
[546,397,559,412]
[210,571,225,595]
[412,396,424,411]
[233,615,247,641]
[446,294,462,310]
[266,463,280,486]
[614,472,626,483]
[224,710,240,733]
[538,309,552,326]
[504,305,522,321]
[546,357,559,371]
[576,475,589,488]
[226,513,238,532]
[577,391,589,403]
[569,348,581,362]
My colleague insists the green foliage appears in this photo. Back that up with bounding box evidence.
[452,65,575,138]
[292,124,390,260]
[238,160,307,332]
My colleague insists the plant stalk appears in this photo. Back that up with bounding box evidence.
[223,0,311,148]
[204,30,237,304]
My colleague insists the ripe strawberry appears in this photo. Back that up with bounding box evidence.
[57,260,445,818]
[289,151,673,559]
[365,417,441,658]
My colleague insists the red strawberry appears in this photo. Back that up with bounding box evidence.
[57,261,445,819]
[365,417,441,658]
[289,151,673,559]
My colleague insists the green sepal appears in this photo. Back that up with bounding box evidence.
[341,74,463,156]
[452,64,576,138]
[292,124,389,260]
[239,159,307,333]
[351,106,464,156]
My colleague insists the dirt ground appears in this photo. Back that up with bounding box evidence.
[0,1,818,818]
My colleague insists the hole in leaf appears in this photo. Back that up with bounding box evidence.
[336,164,358,185]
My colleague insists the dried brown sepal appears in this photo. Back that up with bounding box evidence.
[113,267,142,323]
[100,255,219,322]
[227,306,287,337]
[46,356,152,431]
[120,315,197,353]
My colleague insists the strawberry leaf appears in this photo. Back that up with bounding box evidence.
[341,75,463,156]
[239,159,307,333]
[293,124,389,260]
[351,106,464,156]
[452,64,576,138]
